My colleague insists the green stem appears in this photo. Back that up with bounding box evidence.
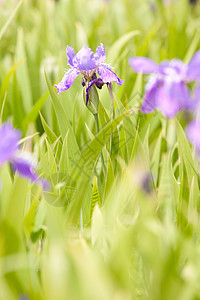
[94,114,106,175]
[94,113,99,132]
[107,84,115,153]
[166,118,176,150]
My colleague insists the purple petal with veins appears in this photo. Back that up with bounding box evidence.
[97,64,124,85]
[66,46,76,67]
[54,69,80,94]
[75,46,97,71]
[55,44,124,95]
[94,43,106,64]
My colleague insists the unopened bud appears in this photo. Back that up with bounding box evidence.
[83,85,99,115]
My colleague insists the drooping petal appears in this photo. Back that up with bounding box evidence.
[187,50,200,81]
[141,77,159,113]
[129,57,159,74]
[97,64,124,85]
[66,46,76,67]
[12,153,50,189]
[186,120,200,154]
[94,43,106,64]
[156,81,189,117]
[75,45,97,71]
[0,123,21,165]
[54,69,80,94]
[12,153,38,181]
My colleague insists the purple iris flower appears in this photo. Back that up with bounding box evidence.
[0,123,48,189]
[129,51,200,118]
[55,44,123,104]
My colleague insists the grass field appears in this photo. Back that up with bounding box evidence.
[1,0,200,299]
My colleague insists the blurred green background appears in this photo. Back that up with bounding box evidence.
[1,0,200,299]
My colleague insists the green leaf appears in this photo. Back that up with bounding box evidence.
[4,177,29,233]
[157,151,177,222]
[24,196,39,234]
[0,0,23,40]
[142,125,150,165]
[0,60,24,113]
[59,130,70,177]
[98,100,109,128]
[45,72,80,166]
[40,112,60,145]
[90,177,101,218]
[65,110,133,223]
[151,133,162,186]
[15,28,33,113]
[22,92,49,132]
[184,31,200,64]
[176,120,198,186]
[188,177,199,225]
[104,152,115,200]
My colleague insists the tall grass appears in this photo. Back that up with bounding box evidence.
[0,0,200,299]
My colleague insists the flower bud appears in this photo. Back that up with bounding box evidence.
[83,85,99,115]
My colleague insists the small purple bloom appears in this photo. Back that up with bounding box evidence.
[0,123,21,164]
[129,51,200,118]
[0,122,48,189]
[55,43,123,97]
[186,120,200,154]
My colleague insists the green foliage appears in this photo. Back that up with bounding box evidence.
[0,0,200,299]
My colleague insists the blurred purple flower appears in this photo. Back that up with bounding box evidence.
[129,51,200,118]
[55,43,123,102]
[0,123,49,189]
[186,120,200,154]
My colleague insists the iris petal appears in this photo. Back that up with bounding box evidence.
[187,50,200,81]
[129,57,159,74]
[66,46,76,67]
[156,82,189,117]
[97,64,124,85]
[54,69,80,94]
[0,123,21,165]
[141,78,159,113]
[75,46,97,71]
[12,153,50,190]
[94,43,106,64]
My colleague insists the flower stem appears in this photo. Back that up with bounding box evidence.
[94,114,106,175]
[94,113,99,132]
[107,83,115,154]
